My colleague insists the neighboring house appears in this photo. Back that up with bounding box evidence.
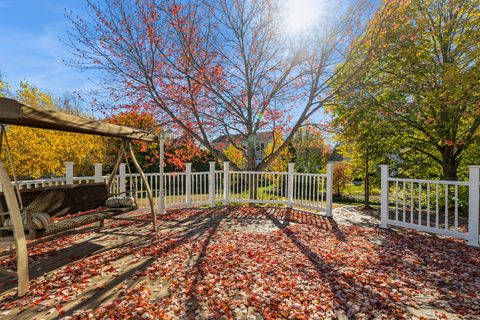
[212,132,274,163]
[327,146,346,164]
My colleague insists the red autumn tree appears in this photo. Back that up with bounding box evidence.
[107,110,212,172]
[66,0,397,171]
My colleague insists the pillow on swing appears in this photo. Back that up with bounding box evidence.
[105,196,135,208]
[4,212,52,230]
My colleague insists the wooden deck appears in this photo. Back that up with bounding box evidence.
[0,206,479,319]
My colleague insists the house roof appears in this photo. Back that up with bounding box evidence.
[212,131,274,144]
[327,147,345,162]
[0,97,158,142]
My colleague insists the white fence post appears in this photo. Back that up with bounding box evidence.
[94,163,103,183]
[326,163,334,217]
[209,162,216,207]
[468,166,479,247]
[119,163,126,194]
[223,162,230,205]
[287,163,294,208]
[65,162,74,185]
[380,165,389,229]
[186,163,192,208]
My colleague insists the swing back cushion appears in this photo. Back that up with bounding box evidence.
[4,212,52,230]
[0,183,110,217]
[105,196,135,208]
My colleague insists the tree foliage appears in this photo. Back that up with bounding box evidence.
[264,132,293,172]
[223,144,246,170]
[0,81,108,179]
[107,110,213,172]
[332,162,351,196]
[291,126,330,173]
[65,0,394,171]
[332,0,480,181]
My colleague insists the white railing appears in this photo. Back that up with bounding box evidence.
[1,162,106,191]
[106,162,333,214]
[380,165,480,246]
[3,161,334,215]
[293,172,328,211]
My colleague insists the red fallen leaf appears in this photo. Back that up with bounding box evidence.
[55,305,65,315]
[2,206,480,319]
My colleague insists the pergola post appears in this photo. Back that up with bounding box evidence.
[94,163,103,183]
[468,166,480,247]
[326,164,334,217]
[380,165,390,229]
[287,163,294,208]
[119,163,126,194]
[223,162,230,205]
[209,162,216,207]
[185,163,192,208]
[158,134,166,215]
[0,159,29,296]
[127,141,156,231]
[65,162,74,185]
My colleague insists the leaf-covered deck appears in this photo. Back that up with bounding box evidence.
[0,206,479,319]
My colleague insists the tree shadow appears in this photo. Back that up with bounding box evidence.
[368,226,480,316]
[262,207,404,317]
[184,212,221,318]
[0,207,226,318]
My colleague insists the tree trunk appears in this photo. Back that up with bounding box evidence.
[442,152,458,181]
[364,149,371,210]
[247,147,258,200]
[442,147,458,181]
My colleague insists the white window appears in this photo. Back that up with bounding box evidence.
[255,142,265,152]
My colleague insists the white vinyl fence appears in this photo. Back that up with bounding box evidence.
[380,165,480,246]
[7,161,333,215]
[115,162,333,215]
[7,159,480,246]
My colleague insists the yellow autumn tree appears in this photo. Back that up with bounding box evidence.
[0,81,108,179]
[264,132,292,172]
[223,144,246,169]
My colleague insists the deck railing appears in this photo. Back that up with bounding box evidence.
[380,165,480,246]
[5,160,480,245]
[4,161,332,215]
[113,162,333,215]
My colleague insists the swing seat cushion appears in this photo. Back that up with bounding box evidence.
[3,212,52,230]
[38,206,136,236]
[105,196,135,208]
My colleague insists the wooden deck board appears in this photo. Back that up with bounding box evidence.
[0,206,475,320]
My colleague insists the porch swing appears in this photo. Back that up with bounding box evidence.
[0,97,158,296]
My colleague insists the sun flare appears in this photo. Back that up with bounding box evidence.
[284,0,325,34]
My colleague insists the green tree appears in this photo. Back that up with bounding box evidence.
[330,98,394,208]
[291,126,330,173]
[333,0,480,181]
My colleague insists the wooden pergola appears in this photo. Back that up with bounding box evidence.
[0,97,158,296]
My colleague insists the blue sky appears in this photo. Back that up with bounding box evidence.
[0,0,95,96]
[0,0,334,126]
